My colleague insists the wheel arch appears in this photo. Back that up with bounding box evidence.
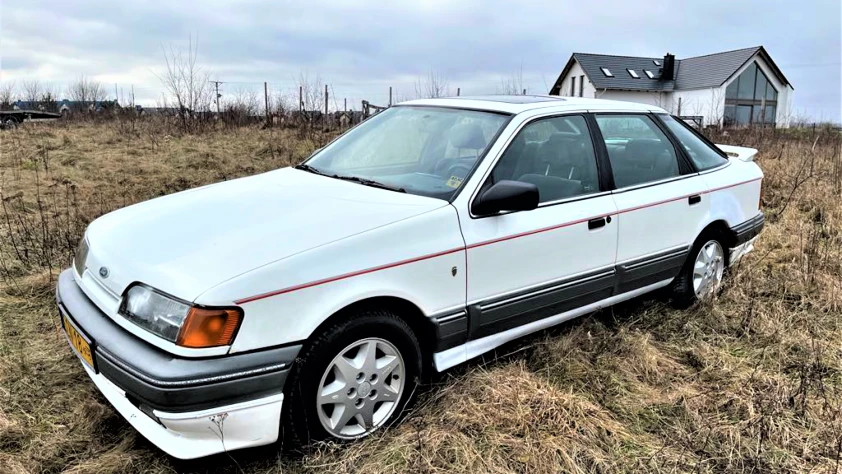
[694,219,737,262]
[306,295,437,367]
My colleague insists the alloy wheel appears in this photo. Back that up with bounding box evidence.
[316,338,405,439]
[693,240,725,299]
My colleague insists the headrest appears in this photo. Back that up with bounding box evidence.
[624,138,669,167]
[449,123,487,150]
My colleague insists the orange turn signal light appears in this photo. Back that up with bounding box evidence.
[176,307,242,348]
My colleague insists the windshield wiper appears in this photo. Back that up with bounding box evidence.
[332,174,406,193]
[294,163,329,176]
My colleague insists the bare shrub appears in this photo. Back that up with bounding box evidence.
[155,35,214,133]
[0,81,16,110]
[415,70,450,98]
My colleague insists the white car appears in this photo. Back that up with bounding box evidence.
[57,96,764,459]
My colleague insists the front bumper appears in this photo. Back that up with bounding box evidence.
[56,269,300,459]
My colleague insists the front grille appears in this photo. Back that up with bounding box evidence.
[74,237,89,276]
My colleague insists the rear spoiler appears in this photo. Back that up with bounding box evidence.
[715,144,759,162]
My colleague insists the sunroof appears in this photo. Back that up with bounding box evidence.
[627,69,640,78]
[600,67,613,77]
[653,60,661,66]
[644,70,655,79]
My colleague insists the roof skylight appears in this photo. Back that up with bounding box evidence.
[644,70,655,79]
[627,69,640,78]
[600,67,613,77]
[653,60,661,66]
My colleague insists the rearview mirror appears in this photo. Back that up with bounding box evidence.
[471,180,539,216]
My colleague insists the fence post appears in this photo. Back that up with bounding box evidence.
[264,82,270,127]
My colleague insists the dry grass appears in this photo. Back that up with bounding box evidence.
[0,121,840,473]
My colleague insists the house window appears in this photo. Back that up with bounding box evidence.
[579,75,584,97]
[570,76,576,96]
[644,70,655,79]
[724,61,778,127]
[627,69,640,78]
[600,67,613,77]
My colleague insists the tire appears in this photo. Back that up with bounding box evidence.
[281,308,422,448]
[3,118,18,130]
[670,230,729,308]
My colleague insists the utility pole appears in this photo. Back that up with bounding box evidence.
[324,84,329,128]
[114,83,118,104]
[264,82,270,126]
[210,80,223,114]
[131,85,135,107]
[457,87,460,96]
[389,86,392,107]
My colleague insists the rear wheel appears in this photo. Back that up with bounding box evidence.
[2,118,18,130]
[670,231,728,307]
[281,309,421,447]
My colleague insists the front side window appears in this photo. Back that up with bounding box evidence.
[489,115,600,203]
[659,115,728,171]
[305,106,509,200]
[594,115,679,188]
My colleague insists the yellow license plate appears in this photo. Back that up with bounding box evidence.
[62,314,95,368]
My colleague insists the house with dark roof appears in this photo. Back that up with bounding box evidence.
[549,46,793,127]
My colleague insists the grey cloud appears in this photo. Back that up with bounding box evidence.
[2,0,840,121]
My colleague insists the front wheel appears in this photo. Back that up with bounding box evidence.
[670,232,728,308]
[281,309,421,447]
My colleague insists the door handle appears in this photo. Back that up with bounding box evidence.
[588,217,606,230]
[688,195,701,205]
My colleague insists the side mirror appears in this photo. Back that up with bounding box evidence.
[472,180,539,216]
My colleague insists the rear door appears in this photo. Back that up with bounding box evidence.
[457,113,618,339]
[593,114,709,293]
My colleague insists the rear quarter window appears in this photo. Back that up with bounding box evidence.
[659,115,728,171]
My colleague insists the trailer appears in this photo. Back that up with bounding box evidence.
[0,110,62,129]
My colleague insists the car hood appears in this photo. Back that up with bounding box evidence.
[84,167,446,301]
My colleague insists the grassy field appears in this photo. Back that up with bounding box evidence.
[0,120,840,473]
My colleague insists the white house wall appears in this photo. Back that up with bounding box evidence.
[596,90,673,111]
[670,88,725,127]
[558,60,596,98]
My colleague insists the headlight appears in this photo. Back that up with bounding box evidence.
[119,285,242,348]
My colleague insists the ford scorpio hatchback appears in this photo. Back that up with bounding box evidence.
[57,96,764,458]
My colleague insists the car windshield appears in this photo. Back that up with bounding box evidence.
[302,106,510,200]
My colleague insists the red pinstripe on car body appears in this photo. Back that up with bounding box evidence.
[234,177,762,304]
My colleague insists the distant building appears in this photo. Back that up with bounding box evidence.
[549,46,793,128]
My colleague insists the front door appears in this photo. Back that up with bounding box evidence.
[457,114,619,339]
[593,114,709,293]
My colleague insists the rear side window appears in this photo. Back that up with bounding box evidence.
[659,115,728,171]
[490,115,600,203]
[594,115,679,188]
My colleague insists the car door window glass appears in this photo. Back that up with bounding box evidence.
[595,115,679,188]
[490,115,600,203]
[659,115,728,171]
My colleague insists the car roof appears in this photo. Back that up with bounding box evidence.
[399,95,667,115]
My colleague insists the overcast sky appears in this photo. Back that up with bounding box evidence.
[2,0,840,121]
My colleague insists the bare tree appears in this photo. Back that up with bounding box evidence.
[67,75,108,104]
[21,79,43,103]
[707,87,725,127]
[156,35,213,130]
[415,70,449,99]
[498,66,525,95]
[297,72,323,113]
[0,81,16,109]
